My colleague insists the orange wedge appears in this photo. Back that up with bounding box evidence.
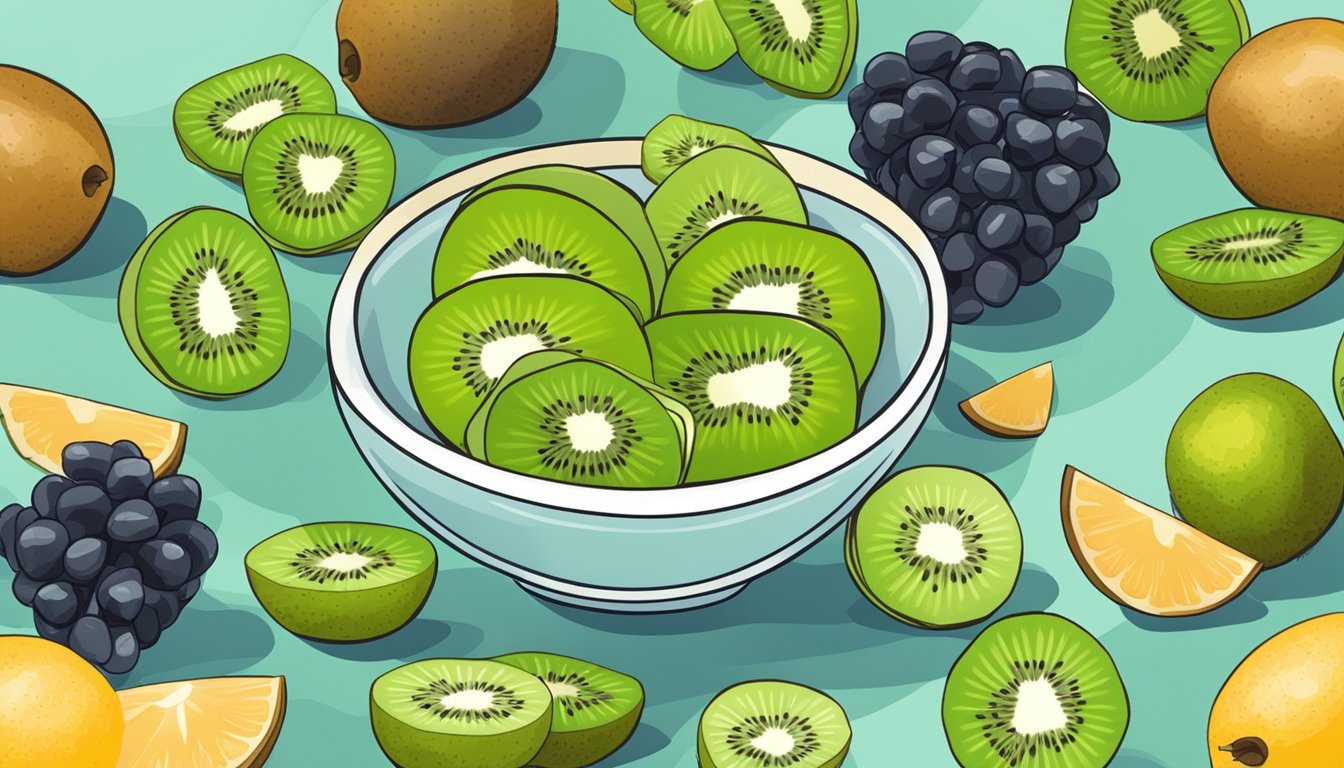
[1062,467,1261,617]
[116,676,285,768]
[959,362,1053,437]
[0,384,186,477]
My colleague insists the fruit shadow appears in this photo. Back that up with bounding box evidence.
[303,618,484,662]
[271,699,373,766]
[1245,511,1344,601]
[604,723,673,768]
[675,62,795,138]
[110,594,276,687]
[845,563,1061,634]
[1112,749,1173,768]
[1202,267,1344,333]
[280,249,354,276]
[0,197,147,298]
[1121,596,1268,633]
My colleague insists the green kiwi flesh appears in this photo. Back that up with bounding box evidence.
[634,0,736,71]
[662,218,883,385]
[371,658,553,768]
[244,522,437,642]
[641,115,780,184]
[242,112,394,255]
[646,146,807,264]
[697,680,851,768]
[942,613,1129,768]
[494,652,645,768]
[646,311,857,483]
[1152,208,1344,319]
[717,0,858,99]
[845,466,1023,629]
[610,0,635,13]
[1065,0,1250,122]
[173,54,336,179]
[117,207,291,399]
[435,187,654,321]
[409,275,652,450]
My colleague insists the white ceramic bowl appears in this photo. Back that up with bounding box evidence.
[329,140,948,612]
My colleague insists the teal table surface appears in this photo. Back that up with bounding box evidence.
[3,2,1342,766]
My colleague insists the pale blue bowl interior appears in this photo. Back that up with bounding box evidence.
[356,168,931,441]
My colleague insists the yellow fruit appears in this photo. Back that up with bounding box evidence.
[1061,467,1261,617]
[959,362,1053,437]
[1208,613,1344,766]
[0,383,186,477]
[117,676,286,768]
[0,635,124,768]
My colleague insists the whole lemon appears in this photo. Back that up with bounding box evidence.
[1209,613,1344,766]
[0,635,124,768]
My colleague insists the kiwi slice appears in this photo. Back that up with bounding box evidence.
[697,680,851,768]
[634,0,736,72]
[173,54,336,179]
[610,0,634,13]
[409,275,652,450]
[942,613,1129,768]
[241,112,395,255]
[1065,0,1250,122]
[465,351,692,488]
[646,147,807,264]
[646,311,857,483]
[371,658,553,768]
[118,207,291,399]
[494,652,645,768]
[845,466,1023,629]
[717,0,858,99]
[641,115,780,185]
[434,188,654,321]
[1152,208,1344,319]
[662,218,883,385]
[245,521,437,642]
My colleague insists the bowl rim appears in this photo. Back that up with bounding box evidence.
[329,138,949,518]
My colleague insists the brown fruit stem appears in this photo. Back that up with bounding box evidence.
[1219,737,1268,766]
[339,39,361,82]
[81,165,108,197]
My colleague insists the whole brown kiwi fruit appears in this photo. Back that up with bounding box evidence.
[0,66,114,276]
[1208,18,1344,220]
[336,0,558,128]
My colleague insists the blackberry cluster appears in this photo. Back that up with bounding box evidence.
[848,31,1121,323]
[0,441,218,673]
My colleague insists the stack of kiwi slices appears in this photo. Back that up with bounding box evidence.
[697,680,852,768]
[410,114,884,487]
[370,652,644,768]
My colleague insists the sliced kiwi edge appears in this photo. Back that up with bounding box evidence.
[633,0,737,72]
[697,679,853,768]
[640,114,781,185]
[719,0,859,99]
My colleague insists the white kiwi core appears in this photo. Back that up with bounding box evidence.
[727,283,802,315]
[1012,679,1068,736]
[751,727,797,757]
[707,360,792,410]
[480,334,547,380]
[298,154,344,195]
[565,411,615,453]
[223,99,284,134]
[915,522,969,565]
[1132,9,1182,60]
[196,269,240,338]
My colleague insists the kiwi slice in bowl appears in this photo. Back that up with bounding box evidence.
[371,658,553,768]
[646,147,807,264]
[242,113,395,255]
[118,207,291,398]
[717,0,858,99]
[634,0,736,72]
[662,218,883,385]
[697,680,851,768]
[433,187,655,321]
[646,310,857,483]
[245,521,437,642]
[641,115,780,184]
[846,466,1022,629]
[942,613,1129,768]
[1065,0,1250,122]
[1151,208,1344,319]
[494,651,645,768]
[173,54,336,179]
[410,275,652,450]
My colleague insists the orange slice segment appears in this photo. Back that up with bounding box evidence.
[0,384,186,477]
[116,676,285,768]
[959,362,1053,437]
[1062,466,1261,617]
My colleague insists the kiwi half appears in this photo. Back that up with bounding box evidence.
[245,521,437,642]
[494,652,645,768]
[942,613,1130,768]
[371,658,553,768]
[1065,0,1250,122]
[1152,208,1344,319]
[662,218,883,385]
[646,147,807,264]
[173,54,336,179]
[634,0,736,71]
[118,207,291,399]
[409,275,652,450]
[697,680,851,768]
[641,115,780,185]
[717,0,858,99]
[646,311,857,483]
[241,112,394,255]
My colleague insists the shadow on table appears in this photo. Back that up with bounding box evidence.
[1112,749,1172,768]
[113,594,276,686]
[846,563,1060,634]
[1204,269,1344,333]
[305,618,484,662]
[0,197,147,298]
[605,723,672,768]
[280,699,373,764]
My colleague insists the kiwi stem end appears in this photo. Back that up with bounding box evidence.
[1219,737,1268,766]
[339,40,361,82]
[82,165,108,197]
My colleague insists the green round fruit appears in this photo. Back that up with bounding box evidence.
[1166,373,1344,567]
